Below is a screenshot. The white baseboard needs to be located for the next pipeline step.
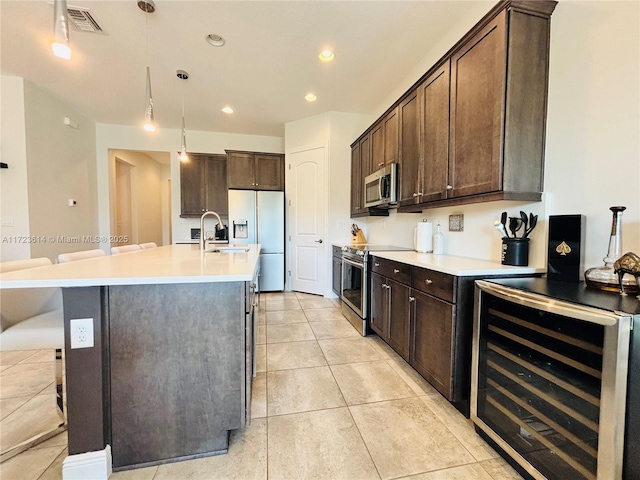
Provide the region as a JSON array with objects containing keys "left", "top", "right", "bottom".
[{"left": 62, "top": 445, "right": 112, "bottom": 480}]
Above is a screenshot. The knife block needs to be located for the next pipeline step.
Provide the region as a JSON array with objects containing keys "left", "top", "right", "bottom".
[{"left": 351, "top": 230, "right": 366, "bottom": 245}]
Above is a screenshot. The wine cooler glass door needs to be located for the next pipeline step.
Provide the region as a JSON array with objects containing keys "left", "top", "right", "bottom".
[{"left": 471, "top": 281, "right": 631, "bottom": 480}]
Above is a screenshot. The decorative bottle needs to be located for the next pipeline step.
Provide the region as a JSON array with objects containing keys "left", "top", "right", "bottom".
[
  {"left": 584, "top": 206, "right": 635, "bottom": 291},
  {"left": 433, "top": 223, "right": 444, "bottom": 255}
]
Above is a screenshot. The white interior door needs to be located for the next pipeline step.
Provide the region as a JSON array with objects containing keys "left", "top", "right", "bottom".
[{"left": 288, "top": 146, "right": 325, "bottom": 295}]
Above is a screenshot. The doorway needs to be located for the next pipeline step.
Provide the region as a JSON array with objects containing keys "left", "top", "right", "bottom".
[
  {"left": 115, "top": 160, "right": 133, "bottom": 246},
  {"left": 110, "top": 150, "right": 170, "bottom": 248}
]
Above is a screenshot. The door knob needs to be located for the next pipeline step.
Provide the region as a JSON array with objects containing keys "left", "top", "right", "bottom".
[
  {"left": 446, "top": 185, "right": 453, "bottom": 190},
  {"left": 315, "top": 239, "right": 323, "bottom": 243}
]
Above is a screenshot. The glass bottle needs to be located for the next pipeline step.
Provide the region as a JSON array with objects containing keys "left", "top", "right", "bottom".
[
  {"left": 585, "top": 206, "right": 635, "bottom": 291},
  {"left": 433, "top": 223, "right": 444, "bottom": 255}
]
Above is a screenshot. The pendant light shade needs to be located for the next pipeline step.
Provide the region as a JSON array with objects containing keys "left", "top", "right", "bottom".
[
  {"left": 144, "top": 66, "right": 155, "bottom": 132},
  {"left": 180, "top": 115, "right": 188, "bottom": 162},
  {"left": 51, "top": 0, "right": 71, "bottom": 59},
  {"left": 177, "top": 69, "right": 189, "bottom": 162}
]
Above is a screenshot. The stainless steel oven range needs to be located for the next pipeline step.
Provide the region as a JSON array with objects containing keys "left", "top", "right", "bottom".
[{"left": 340, "top": 244, "right": 412, "bottom": 336}]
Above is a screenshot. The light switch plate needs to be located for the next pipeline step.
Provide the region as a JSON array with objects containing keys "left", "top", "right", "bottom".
[
  {"left": 70, "top": 318, "right": 94, "bottom": 349},
  {"left": 449, "top": 214, "right": 464, "bottom": 232}
]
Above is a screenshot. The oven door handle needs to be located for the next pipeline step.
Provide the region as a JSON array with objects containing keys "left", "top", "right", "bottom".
[{"left": 342, "top": 257, "right": 364, "bottom": 268}]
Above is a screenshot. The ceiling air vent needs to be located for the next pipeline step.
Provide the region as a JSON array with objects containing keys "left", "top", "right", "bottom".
[{"left": 67, "top": 7, "right": 105, "bottom": 34}]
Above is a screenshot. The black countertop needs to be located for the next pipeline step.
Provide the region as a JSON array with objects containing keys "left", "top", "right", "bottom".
[{"left": 483, "top": 278, "right": 640, "bottom": 315}]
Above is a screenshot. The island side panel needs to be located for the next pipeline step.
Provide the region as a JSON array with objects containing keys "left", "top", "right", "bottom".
[
  {"left": 63, "top": 286, "right": 109, "bottom": 455},
  {"left": 108, "top": 282, "right": 245, "bottom": 469}
]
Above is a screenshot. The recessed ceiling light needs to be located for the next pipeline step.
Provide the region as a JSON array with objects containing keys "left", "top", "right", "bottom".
[
  {"left": 319, "top": 49, "right": 335, "bottom": 62},
  {"left": 206, "top": 34, "right": 225, "bottom": 47},
  {"left": 222, "top": 106, "right": 234, "bottom": 114},
  {"left": 305, "top": 93, "right": 317, "bottom": 102}
]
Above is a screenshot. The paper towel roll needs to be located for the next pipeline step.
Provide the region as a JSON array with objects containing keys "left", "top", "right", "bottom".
[{"left": 414, "top": 221, "right": 433, "bottom": 253}]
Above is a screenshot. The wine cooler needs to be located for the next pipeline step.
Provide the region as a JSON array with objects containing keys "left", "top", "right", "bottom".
[{"left": 472, "top": 279, "right": 638, "bottom": 480}]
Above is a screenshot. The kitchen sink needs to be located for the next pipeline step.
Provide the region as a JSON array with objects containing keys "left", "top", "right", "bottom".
[{"left": 206, "top": 246, "right": 250, "bottom": 253}]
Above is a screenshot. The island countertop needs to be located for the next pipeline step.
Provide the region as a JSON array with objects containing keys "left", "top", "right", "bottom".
[{"left": 0, "top": 244, "right": 261, "bottom": 288}]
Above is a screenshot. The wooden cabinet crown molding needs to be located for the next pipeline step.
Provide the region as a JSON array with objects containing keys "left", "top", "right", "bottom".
[{"left": 350, "top": 0, "right": 557, "bottom": 146}]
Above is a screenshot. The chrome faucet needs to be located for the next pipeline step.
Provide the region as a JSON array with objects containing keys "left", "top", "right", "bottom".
[{"left": 200, "top": 211, "right": 223, "bottom": 250}]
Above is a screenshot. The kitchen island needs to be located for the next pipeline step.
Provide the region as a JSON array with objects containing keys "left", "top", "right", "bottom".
[{"left": 0, "top": 244, "right": 261, "bottom": 474}]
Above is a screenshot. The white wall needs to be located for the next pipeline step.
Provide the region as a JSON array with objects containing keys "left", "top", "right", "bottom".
[
  {"left": 21, "top": 80, "right": 98, "bottom": 261},
  {"left": 364, "top": 0, "right": 640, "bottom": 271},
  {"left": 96, "top": 125, "right": 283, "bottom": 249},
  {"left": 1, "top": 76, "right": 100, "bottom": 262},
  {"left": 0, "top": 76, "right": 31, "bottom": 261},
  {"left": 109, "top": 150, "right": 167, "bottom": 246}
]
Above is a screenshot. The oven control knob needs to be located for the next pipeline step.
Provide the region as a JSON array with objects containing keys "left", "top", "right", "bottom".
[
  {"left": 357, "top": 250, "right": 364, "bottom": 257},
  {"left": 341, "top": 246, "right": 348, "bottom": 252}
]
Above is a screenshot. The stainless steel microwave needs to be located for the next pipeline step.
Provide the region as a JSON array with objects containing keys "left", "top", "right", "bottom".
[{"left": 364, "top": 163, "right": 398, "bottom": 208}]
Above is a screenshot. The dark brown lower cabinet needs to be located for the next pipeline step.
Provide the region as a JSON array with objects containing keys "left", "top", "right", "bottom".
[
  {"left": 387, "top": 278, "right": 410, "bottom": 360},
  {"left": 370, "top": 272, "right": 410, "bottom": 360},
  {"left": 370, "top": 272, "right": 388, "bottom": 339},
  {"left": 409, "top": 289, "right": 454, "bottom": 399},
  {"left": 369, "top": 255, "right": 537, "bottom": 416}
]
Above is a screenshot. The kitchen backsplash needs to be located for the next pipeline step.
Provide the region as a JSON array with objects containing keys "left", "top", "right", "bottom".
[{"left": 362, "top": 196, "right": 549, "bottom": 268}]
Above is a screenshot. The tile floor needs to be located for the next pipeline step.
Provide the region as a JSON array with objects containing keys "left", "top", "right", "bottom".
[{"left": 0, "top": 291, "right": 524, "bottom": 480}]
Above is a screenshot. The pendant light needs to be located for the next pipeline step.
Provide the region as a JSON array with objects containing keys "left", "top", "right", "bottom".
[
  {"left": 139, "top": 0, "right": 156, "bottom": 132},
  {"left": 177, "top": 70, "right": 189, "bottom": 162},
  {"left": 51, "top": 0, "right": 71, "bottom": 59}
]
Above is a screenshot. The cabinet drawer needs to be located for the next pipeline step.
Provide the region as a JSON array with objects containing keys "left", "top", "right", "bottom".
[
  {"left": 371, "top": 257, "right": 411, "bottom": 285},
  {"left": 411, "top": 267, "right": 455, "bottom": 303}
]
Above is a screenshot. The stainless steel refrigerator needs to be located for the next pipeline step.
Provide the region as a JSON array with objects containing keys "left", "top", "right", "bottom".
[{"left": 228, "top": 190, "right": 285, "bottom": 292}]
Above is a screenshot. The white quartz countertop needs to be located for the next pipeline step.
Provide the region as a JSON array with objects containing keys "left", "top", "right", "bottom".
[
  {"left": 0, "top": 244, "right": 261, "bottom": 288},
  {"left": 370, "top": 250, "right": 545, "bottom": 277}
]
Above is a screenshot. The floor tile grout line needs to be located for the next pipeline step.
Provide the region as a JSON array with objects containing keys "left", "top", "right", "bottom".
[
  {"left": 343, "top": 403, "right": 383, "bottom": 480},
  {"left": 34, "top": 445, "right": 67, "bottom": 480}
]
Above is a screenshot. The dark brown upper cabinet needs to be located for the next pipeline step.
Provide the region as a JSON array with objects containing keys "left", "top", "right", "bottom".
[
  {"left": 398, "top": 89, "right": 420, "bottom": 206},
  {"left": 226, "top": 151, "right": 284, "bottom": 191},
  {"left": 180, "top": 154, "right": 228, "bottom": 218},
  {"left": 350, "top": 142, "right": 366, "bottom": 217},
  {"left": 352, "top": 0, "right": 556, "bottom": 214},
  {"left": 448, "top": 11, "right": 507, "bottom": 199},
  {"left": 418, "top": 61, "right": 451, "bottom": 204},
  {"left": 371, "top": 107, "right": 399, "bottom": 173}
]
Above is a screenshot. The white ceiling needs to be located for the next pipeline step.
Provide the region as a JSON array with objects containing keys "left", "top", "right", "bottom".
[{"left": 1, "top": 1, "right": 492, "bottom": 137}]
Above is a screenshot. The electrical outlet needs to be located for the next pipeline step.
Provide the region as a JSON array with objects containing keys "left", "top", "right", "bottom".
[{"left": 70, "top": 318, "right": 94, "bottom": 349}]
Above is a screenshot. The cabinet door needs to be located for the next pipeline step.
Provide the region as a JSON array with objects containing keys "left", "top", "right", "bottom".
[
  {"left": 386, "top": 278, "right": 410, "bottom": 361},
  {"left": 180, "top": 154, "right": 205, "bottom": 216},
  {"left": 371, "top": 123, "right": 385, "bottom": 172},
  {"left": 419, "top": 62, "right": 450, "bottom": 203},
  {"left": 350, "top": 144, "right": 363, "bottom": 217},
  {"left": 204, "top": 154, "right": 228, "bottom": 216},
  {"left": 383, "top": 107, "right": 399, "bottom": 166},
  {"left": 398, "top": 90, "right": 420, "bottom": 206},
  {"left": 369, "top": 272, "right": 388, "bottom": 338},
  {"left": 255, "top": 154, "right": 284, "bottom": 191},
  {"left": 332, "top": 256, "right": 342, "bottom": 296},
  {"left": 360, "top": 135, "right": 372, "bottom": 181},
  {"left": 410, "top": 289, "right": 454, "bottom": 399},
  {"left": 449, "top": 10, "right": 506, "bottom": 198},
  {"left": 227, "top": 152, "right": 255, "bottom": 189}
]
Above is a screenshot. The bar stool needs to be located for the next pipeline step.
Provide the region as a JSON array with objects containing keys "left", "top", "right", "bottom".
[
  {"left": 111, "top": 244, "right": 142, "bottom": 254},
  {"left": 57, "top": 249, "right": 106, "bottom": 263},
  {"left": 0, "top": 258, "right": 66, "bottom": 463},
  {"left": 139, "top": 242, "right": 158, "bottom": 249}
]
